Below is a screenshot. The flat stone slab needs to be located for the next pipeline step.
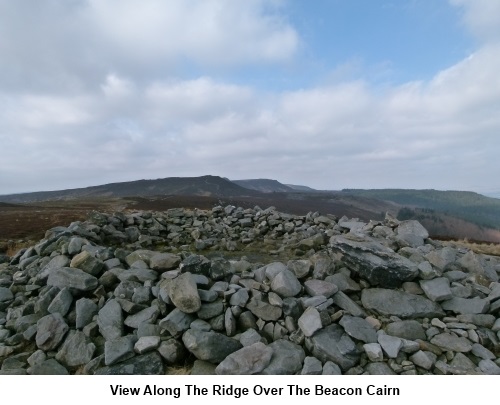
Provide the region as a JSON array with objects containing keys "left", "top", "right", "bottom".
[
  {"left": 441, "top": 297, "right": 490, "bottom": 314},
  {"left": 430, "top": 333, "right": 473, "bottom": 352},
  {"left": 215, "top": 342, "right": 273, "bottom": 375},
  {"left": 339, "top": 315, "right": 378, "bottom": 343},
  {"left": 361, "top": 288, "right": 445, "bottom": 319}
]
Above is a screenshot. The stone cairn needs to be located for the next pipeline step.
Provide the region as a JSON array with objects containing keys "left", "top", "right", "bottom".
[{"left": 0, "top": 205, "right": 499, "bottom": 375}]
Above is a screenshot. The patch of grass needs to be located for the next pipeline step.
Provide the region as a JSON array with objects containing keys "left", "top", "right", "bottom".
[{"left": 444, "top": 239, "right": 500, "bottom": 257}]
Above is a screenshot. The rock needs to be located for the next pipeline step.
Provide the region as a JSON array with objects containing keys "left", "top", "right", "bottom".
[
  {"left": 134, "top": 336, "right": 161, "bottom": 354},
  {"left": 396, "top": 220, "right": 429, "bottom": 247},
  {"left": 0, "top": 287, "right": 13, "bottom": 302},
  {"left": 104, "top": 335, "right": 137, "bottom": 366},
  {"left": 304, "top": 279, "right": 338, "bottom": 297},
  {"left": 363, "top": 343, "right": 383, "bottom": 362},
  {"left": 182, "top": 329, "right": 242, "bottom": 363},
  {"left": 331, "top": 291, "right": 366, "bottom": 317},
  {"left": 361, "top": 288, "right": 445, "bottom": 318},
  {"left": 70, "top": 251, "right": 104, "bottom": 276},
  {"left": 322, "top": 361, "right": 342, "bottom": 375},
  {"left": 260, "top": 339, "right": 305, "bottom": 375},
  {"left": 298, "top": 306, "right": 322, "bottom": 337},
  {"left": 365, "top": 362, "right": 396, "bottom": 375},
  {"left": 378, "top": 334, "right": 403, "bottom": 358},
  {"left": 150, "top": 253, "right": 181, "bottom": 271},
  {"left": 36, "top": 313, "right": 69, "bottom": 351},
  {"left": 441, "top": 297, "right": 490, "bottom": 314},
  {"left": 300, "top": 356, "right": 323, "bottom": 375},
  {"left": 124, "top": 306, "right": 159, "bottom": 329},
  {"left": 47, "top": 287, "right": 73, "bottom": 316},
  {"left": 339, "top": 315, "right": 378, "bottom": 343},
  {"left": 29, "top": 359, "right": 69, "bottom": 375},
  {"left": 157, "top": 339, "right": 186, "bottom": 364},
  {"left": 419, "top": 277, "right": 453, "bottom": 302},
  {"left": 159, "top": 308, "right": 195, "bottom": 338},
  {"left": 56, "top": 330, "right": 96, "bottom": 367},
  {"left": 386, "top": 320, "right": 427, "bottom": 341},
  {"left": 166, "top": 272, "right": 201, "bottom": 313},
  {"left": 97, "top": 299, "right": 123, "bottom": 341},
  {"left": 95, "top": 352, "right": 164, "bottom": 375},
  {"left": 215, "top": 342, "right": 273, "bottom": 375},
  {"left": 430, "top": 333, "right": 473, "bottom": 352},
  {"left": 410, "top": 350, "right": 436, "bottom": 370},
  {"left": 246, "top": 298, "right": 282, "bottom": 321},
  {"left": 270, "top": 269, "right": 301, "bottom": 297},
  {"left": 47, "top": 267, "right": 98, "bottom": 292},
  {"left": 305, "top": 324, "right": 359, "bottom": 371},
  {"left": 330, "top": 236, "right": 418, "bottom": 287}
]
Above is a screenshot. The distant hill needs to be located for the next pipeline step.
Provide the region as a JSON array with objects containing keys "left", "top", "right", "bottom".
[
  {"left": 232, "top": 179, "right": 295, "bottom": 193},
  {"left": 0, "top": 175, "right": 259, "bottom": 203},
  {"left": 285, "top": 184, "right": 316, "bottom": 192},
  {"left": 342, "top": 189, "right": 500, "bottom": 231}
]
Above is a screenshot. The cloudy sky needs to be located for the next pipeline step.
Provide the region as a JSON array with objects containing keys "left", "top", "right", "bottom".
[{"left": 1, "top": 0, "right": 500, "bottom": 195}]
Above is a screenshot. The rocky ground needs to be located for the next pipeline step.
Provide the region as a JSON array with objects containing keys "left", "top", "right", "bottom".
[{"left": 0, "top": 205, "right": 499, "bottom": 375}]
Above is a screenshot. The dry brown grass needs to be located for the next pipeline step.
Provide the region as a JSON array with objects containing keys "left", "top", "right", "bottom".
[
  {"left": 444, "top": 239, "right": 500, "bottom": 257},
  {"left": 165, "top": 366, "right": 192, "bottom": 375}
]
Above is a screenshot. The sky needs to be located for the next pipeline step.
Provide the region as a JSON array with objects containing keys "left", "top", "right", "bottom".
[{"left": 1, "top": 0, "right": 500, "bottom": 195}]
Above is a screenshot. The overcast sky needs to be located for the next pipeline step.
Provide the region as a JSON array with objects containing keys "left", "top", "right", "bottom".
[{"left": 1, "top": 0, "right": 500, "bottom": 195}]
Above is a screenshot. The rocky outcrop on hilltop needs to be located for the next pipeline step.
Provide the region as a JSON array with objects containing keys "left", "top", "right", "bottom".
[{"left": 0, "top": 206, "right": 499, "bottom": 375}]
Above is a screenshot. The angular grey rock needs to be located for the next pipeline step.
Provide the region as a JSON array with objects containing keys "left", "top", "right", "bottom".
[
  {"left": 260, "top": 339, "right": 305, "bottom": 375},
  {"left": 478, "top": 359, "right": 500, "bottom": 375},
  {"left": 430, "top": 333, "right": 473, "bottom": 352},
  {"left": 47, "top": 267, "right": 98, "bottom": 292},
  {"left": 378, "top": 334, "right": 403, "bottom": 358},
  {"left": 246, "top": 298, "right": 282, "bottom": 321},
  {"left": 270, "top": 269, "right": 301, "bottom": 297},
  {"left": 264, "top": 262, "right": 288, "bottom": 280},
  {"left": 56, "top": 330, "right": 96, "bottom": 367},
  {"left": 150, "top": 253, "right": 181, "bottom": 271},
  {"left": 287, "top": 260, "right": 312, "bottom": 279},
  {"left": 36, "top": 313, "right": 69, "bottom": 351},
  {"left": 104, "top": 335, "right": 137, "bottom": 366},
  {"left": 305, "top": 324, "right": 360, "bottom": 371},
  {"left": 48, "top": 287, "right": 73, "bottom": 316},
  {"left": 125, "top": 250, "right": 156, "bottom": 267},
  {"left": 304, "top": 279, "right": 338, "bottom": 298},
  {"left": 331, "top": 291, "right": 366, "bottom": 317},
  {"left": 441, "top": 297, "right": 490, "bottom": 314},
  {"left": 159, "top": 308, "right": 195, "bottom": 338},
  {"left": 298, "top": 306, "right": 322, "bottom": 337},
  {"left": 29, "top": 359, "right": 69, "bottom": 375},
  {"left": 96, "top": 351, "right": 164, "bottom": 375},
  {"left": 300, "top": 356, "right": 323, "bottom": 375},
  {"left": 322, "top": 361, "right": 342, "bottom": 375},
  {"left": 197, "top": 301, "right": 224, "bottom": 320},
  {"left": 190, "top": 360, "right": 217, "bottom": 375},
  {"left": 325, "top": 273, "right": 360, "bottom": 293},
  {"left": 425, "top": 247, "right": 457, "bottom": 271},
  {"left": 365, "top": 362, "right": 396, "bottom": 375},
  {"left": 419, "top": 277, "right": 453, "bottom": 302},
  {"left": 134, "top": 336, "right": 161, "bottom": 354},
  {"left": 386, "top": 320, "right": 426, "bottom": 341},
  {"left": 239, "top": 329, "right": 264, "bottom": 346},
  {"left": 215, "top": 342, "right": 273, "bottom": 375},
  {"left": 166, "top": 272, "right": 201, "bottom": 313},
  {"left": 0, "top": 287, "right": 13, "bottom": 302},
  {"left": 229, "top": 288, "right": 249, "bottom": 307},
  {"left": 339, "top": 315, "right": 378, "bottom": 343},
  {"left": 124, "top": 306, "right": 159, "bottom": 329},
  {"left": 396, "top": 220, "right": 429, "bottom": 247},
  {"left": 70, "top": 250, "right": 103, "bottom": 277},
  {"left": 410, "top": 350, "right": 436, "bottom": 370},
  {"left": 182, "top": 329, "right": 242, "bottom": 364},
  {"left": 330, "top": 235, "right": 418, "bottom": 288},
  {"left": 361, "top": 288, "right": 445, "bottom": 319},
  {"left": 157, "top": 339, "right": 186, "bottom": 364},
  {"left": 363, "top": 343, "right": 383, "bottom": 362},
  {"left": 97, "top": 299, "right": 123, "bottom": 341},
  {"left": 471, "top": 343, "right": 495, "bottom": 360},
  {"left": 224, "top": 308, "right": 237, "bottom": 336}
]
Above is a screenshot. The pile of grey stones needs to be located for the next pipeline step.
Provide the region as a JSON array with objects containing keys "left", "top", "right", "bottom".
[{"left": 0, "top": 205, "right": 499, "bottom": 375}]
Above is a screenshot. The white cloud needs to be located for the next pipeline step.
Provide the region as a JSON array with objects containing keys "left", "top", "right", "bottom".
[
  {"left": 450, "top": 0, "right": 500, "bottom": 42},
  {"left": 1, "top": 1, "right": 500, "bottom": 194}
]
